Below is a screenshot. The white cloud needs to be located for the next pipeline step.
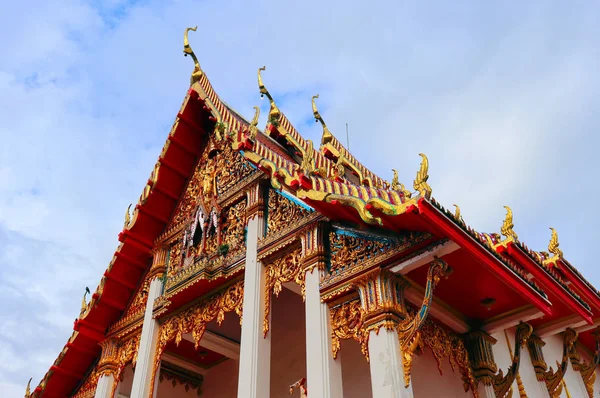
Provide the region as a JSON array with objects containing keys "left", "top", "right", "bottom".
[{"left": 2, "top": 0, "right": 600, "bottom": 395}]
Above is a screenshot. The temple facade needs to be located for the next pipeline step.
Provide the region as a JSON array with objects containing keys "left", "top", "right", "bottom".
[{"left": 27, "top": 28, "right": 600, "bottom": 398}]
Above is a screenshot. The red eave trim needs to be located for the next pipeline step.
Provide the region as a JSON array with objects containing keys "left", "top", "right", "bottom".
[
  {"left": 558, "top": 259, "right": 600, "bottom": 312},
  {"left": 504, "top": 244, "right": 593, "bottom": 324},
  {"left": 418, "top": 199, "right": 553, "bottom": 316}
]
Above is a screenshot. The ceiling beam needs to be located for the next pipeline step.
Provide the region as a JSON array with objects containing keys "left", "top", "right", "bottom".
[
  {"left": 535, "top": 314, "right": 588, "bottom": 338},
  {"left": 389, "top": 240, "right": 460, "bottom": 275},
  {"left": 575, "top": 317, "right": 600, "bottom": 334},
  {"left": 161, "top": 352, "right": 208, "bottom": 376},
  {"left": 404, "top": 280, "right": 470, "bottom": 334},
  {"left": 482, "top": 305, "right": 544, "bottom": 334},
  {"left": 183, "top": 331, "right": 240, "bottom": 361}
]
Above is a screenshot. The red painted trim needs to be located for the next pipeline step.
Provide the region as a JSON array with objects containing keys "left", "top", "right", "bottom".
[
  {"left": 104, "top": 271, "right": 137, "bottom": 291},
  {"left": 66, "top": 342, "right": 97, "bottom": 357},
  {"left": 135, "top": 203, "right": 170, "bottom": 225},
  {"left": 153, "top": 183, "right": 183, "bottom": 202},
  {"left": 50, "top": 366, "right": 84, "bottom": 380},
  {"left": 418, "top": 200, "right": 553, "bottom": 316},
  {"left": 99, "top": 296, "right": 127, "bottom": 312},
  {"left": 118, "top": 230, "right": 154, "bottom": 251},
  {"left": 177, "top": 111, "right": 205, "bottom": 135},
  {"left": 114, "top": 251, "right": 148, "bottom": 270},
  {"left": 505, "top": 245, "right": 592, "bottom": 323},
  {"left": 159, "top": 156, "right": 190, "bottom": 178},
  {"left": 73, "top": 320, "right": 105, "bottom": 341},
  {"left": 558, "top": 260, "right": 600, "bottom": 312},
  {"left": 168, "top": 129, "right": 202, "bottom": 157}
]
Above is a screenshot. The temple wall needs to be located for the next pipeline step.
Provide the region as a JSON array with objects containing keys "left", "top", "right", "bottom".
[
  {"left": 411, "top": 347, "right": 470, "bottom": 397},
  {"left": 490, "top": 328, "right": 521, "bottom": 394},
  {"left": 542, "top": 333, "right": 586, "bottom": 397},
  {"left": 340, "top": 339, "right": 372, "bottom": 398},
  {"left": 197, "top": 358, "right": 239, "bottom": 397},
  {"left": 115, "top": 364, "right": 134, "bottom": 397},
  {"left": 270, "top": 287, "right": 307, "bottom": 398}
]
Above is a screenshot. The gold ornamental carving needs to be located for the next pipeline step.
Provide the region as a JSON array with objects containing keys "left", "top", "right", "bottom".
[
  {"left": 263, "top": 247, "right": 304, "bottom": 337},
  {"left": 159, "top": 362, "right": 204, "bottom": 396},
  {"left": 527, "top": 329, "right": 577, "bottom": 398},
  {"left": 330, "top": 299, "right": 370, "bottom": 361},
  {"left": 184, "top": 26, "right": 202, "bottom": 85},
  {"left": 267, "top": 189, "right": 311, "bottom": 238},
  {"left": 328, "top": 231, "right": 395, "bottom": 273},
  {"left": 149, "top": 280, "right": 244, "bottom": 397},
  {"left": 567, "top": 327, "right": 600, "bottom": 398},
  {"left": 413, "top": 153, "right": 432, "bottom": 199},
  {"left": 396, "top": 258, "right": 451, "bottom": 387},
  {"left": 418, "top": 319, "right": 478, "bottom": 396},
  {"left": 466, "top": 323, "right": 532, "bottom": 398}
]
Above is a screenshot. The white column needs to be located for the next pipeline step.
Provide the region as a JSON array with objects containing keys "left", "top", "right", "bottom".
[
  {"left": 367, "top": 328, "right": 414, "bottom": 398},
  {"left": 305, "top": 269, "right": 343, "bottom": 398},
  {"left": 130, "top": 276, "right": 164, "bottom": 398},
  {"left": 476, "top": 383, "right": 495, "bottom": 398},
  {"left": 237, "top": 214, "right": 271, "bottom": 398},
  {"left": 94, "top": 374, "right": 116, "bottom": 398}
]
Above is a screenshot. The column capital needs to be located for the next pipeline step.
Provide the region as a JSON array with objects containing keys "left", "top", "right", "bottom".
[
  {"left": 464, "top": 330, "right": 498, "bottom": 387},
  {"left": 148, "top": 246, "right": 168, "bottom": 281},
  {"left": 354, "top": 268, "right": 408, "bottom": 332},
  {"left": 245, "top": 180, "right": 268, "bottom": 223},
  {"left": 97, "top": 338, "right": 119, "bottom": 377},
  {"left": 299, "top": 221, "right": 328, "bottom": 274}
]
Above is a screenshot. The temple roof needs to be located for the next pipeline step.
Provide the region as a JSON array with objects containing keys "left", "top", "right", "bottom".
[{"left": 31, "top": 29, "right": 600, "bottom": 397}]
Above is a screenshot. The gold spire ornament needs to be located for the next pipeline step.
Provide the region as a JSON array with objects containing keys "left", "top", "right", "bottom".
[
  {"left": 413, "top": 153, "right": 432, "bottom": 199},
  {"left": 258, "top": 66, "right": 281, "bottom": 123},
  {"left": 500, "top": 206, "right": 518, "bottom": 241},
  {"left": 80, "top": 286, "right": 91, "bottom": 316},
  {"left": 124, "top": 203, "right": 132, "bottom": 229},
  {"left": 453, "top": 204, "right": 462, "bottom": 222},
  {"left": 546, "top": 227, "right": 563, "bottom": 262},
  {"left": 391, "top": 169, "right": 400, "bottom": 190},
  {"left": 248, "top": 106, "right": 260, "bottom": 140},
  {"left": 184, "top": 26, "right": 202, "bottom": 85},
  {"left": 25, "top": 378, "right": 32, "bottom": 398},
  {"left": 312, "top": 94, "right": 333, "bottom": 146}
]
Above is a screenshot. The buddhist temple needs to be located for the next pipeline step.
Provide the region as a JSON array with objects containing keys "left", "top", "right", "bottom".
[{"left": 26, "top": 27, "right": 600, "bottom": 398}]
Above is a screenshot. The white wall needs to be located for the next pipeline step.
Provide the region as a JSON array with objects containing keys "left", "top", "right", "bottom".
[
  {"left": 411, "top": 344, "right": 471, "bottom": 397},
  {"left": 340, "top": 339, "right": 372, "bottom": 398}
]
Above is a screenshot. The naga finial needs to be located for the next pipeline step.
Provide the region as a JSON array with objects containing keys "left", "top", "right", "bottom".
[
  {"left": 258, "top": 66, "right": 280, "bottom": 122},
  {"left": 312, "top": 94, "right": 334, "bottom": 147},
  {"left": 500, "top": 206, "right": 518, "bottom": 240},
  {"left": 391, "top": 169, "right": 400, "bottom": 190},
  {"left": 413, "top": 153, "right": 432, "bottom": 199},
  {"left": 300, "top": 140, "right": 316, "bottom": 175},
  {"left": 453, "top": 204, "right": 461, "bottom": 221},
  {"left": 248, "top": 106, "right": 260, "bottom": 140},
  {"left": 183, "top": 26, "right": 202, "bottom": 85},
  {"left": 548, "top": 227, "right": 563, "bottom": 260},
  {"left": 25, "top": 378, "right": 32, "bottom": 398},
  {"left": 124, "top": 203, "right": 132, "bottom": 229},
  {"left": 80, "top": 286, "right": 91, "bottom": 316}
]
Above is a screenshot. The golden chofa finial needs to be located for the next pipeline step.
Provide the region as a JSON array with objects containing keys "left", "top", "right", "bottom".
[
  {"left": 547, "top": 227, "right": 563, "bottom": 260},
  {"left": 25, "top": 378, "right": 32, "bottom": 398},
  {"left": 184, "top": 26, "right": 202, "bottom": 85},
  {"left": 248, "top": 106, "right": 260, "bottom": 140},
  {"left": 257, "top": 66, "right": 281, "bottom": 121},
  {"left": 453, "top": 204, "right": 462, "bottom": 221},
  {"left": 311, "top": 95, "right": 334, "bottom": 146},
  {"left": 391, "top": 169, "right": 412, "bottom": 198},
  {"left": 124, "top": 203, "right": 132, "bottom": 229},
  {"left": 500, "top": 206, "right": 518, "bottom": 240},
  {"left": 413, "top": 153, "right": 432, "bottom": 199}
]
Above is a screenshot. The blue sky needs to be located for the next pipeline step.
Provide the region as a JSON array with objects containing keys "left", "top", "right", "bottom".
[{"left": 2, "top": 1, "right": 600, "bottom": 396}]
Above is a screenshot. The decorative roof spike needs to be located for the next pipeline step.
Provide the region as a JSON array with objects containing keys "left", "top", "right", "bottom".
[
  {"left": 391, "top": 169, "right": 400, "bottom": 190},
  {"left": 80, "top": 286, "right": 90, "bottom": 316},
  {"left": 548, "top": 227, "right": 563, "bottom": 260},
  {"left": 124, "top": 203, "right": 132, "bottom": 229},
  {"left": 25, "top": 378, "right": 32, "bottom": 398},
  {"left": 500, "top": 206, "right": 518, "bottom": 240},
  {"left": 183, "top": 26, "right": 202, "bottom": 85},
  {"left": 300, "top": 139, "right": 316, "bottom": 175},
  {"left": 248, "top": 106, "right": 260, "bottom": 140},
  {"left": 453, "top": 204, "right": 462, "bottom": 221},
  {"left": 311, "top": 94, "right": 334, "bottom": 146},
  {"left": 413, "top": 153, "right": 432, "bottom": 199},
  {"left": 257, "top": 66, "right": 281, "bottom": 120},
  {"left": 399, "top": 183, "right": 412, "bottom": 199}
]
